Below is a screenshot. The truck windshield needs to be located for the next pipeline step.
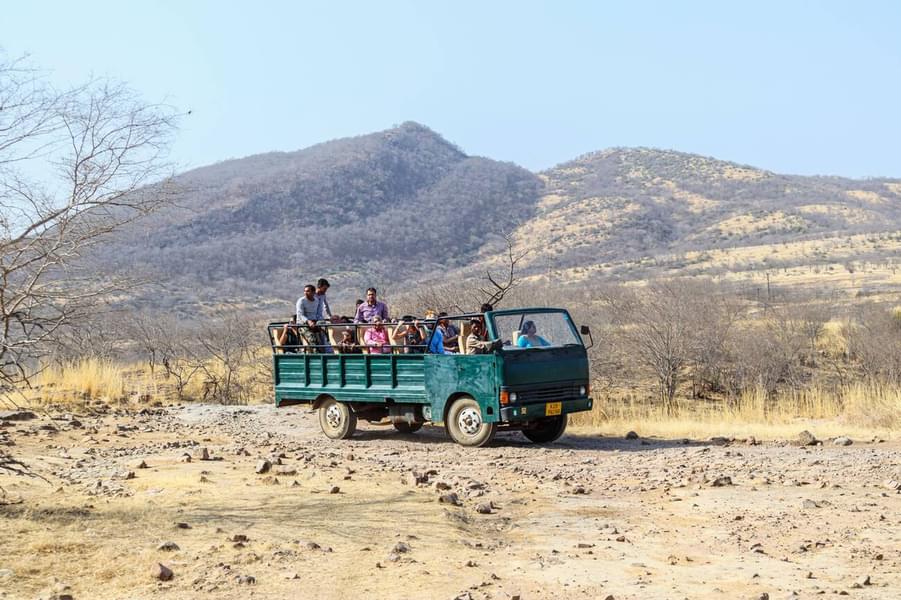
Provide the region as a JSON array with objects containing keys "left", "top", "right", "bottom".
[{"left": 492, "top": 311, "right": 582, "bottom": 350}]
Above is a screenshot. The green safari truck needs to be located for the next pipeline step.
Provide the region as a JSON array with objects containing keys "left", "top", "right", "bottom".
[{"left": 269, "top": 307, "right": 593, "bottom": 447}]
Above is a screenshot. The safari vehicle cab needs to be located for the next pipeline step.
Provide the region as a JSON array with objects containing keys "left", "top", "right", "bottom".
[{"left": 269, "top": 308, "right": 593, "bottom": 447}]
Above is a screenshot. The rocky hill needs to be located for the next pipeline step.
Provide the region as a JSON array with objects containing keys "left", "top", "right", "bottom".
[{"left": 99, "top": 124, "right": 901, "bottom": 313}]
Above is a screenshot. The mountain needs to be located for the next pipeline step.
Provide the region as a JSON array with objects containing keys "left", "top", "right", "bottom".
[
  {"left": 99, "top": 125, "right": 901, "bottom": 314},
  {"left": 492, "top": 148, "right": 901, "bottom": 295},
  {"left": 101, "top": 122, "right": 543, "bottom": 313}
]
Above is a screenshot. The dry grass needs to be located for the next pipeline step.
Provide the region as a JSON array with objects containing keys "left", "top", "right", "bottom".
[
  {"left": 23, "top": 354, "right": 271, "bottom": 408},
  {"left": 571, "top": 382, "right": 901, "bottom": 440}
]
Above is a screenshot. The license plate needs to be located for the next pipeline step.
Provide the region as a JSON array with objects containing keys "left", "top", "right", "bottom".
[{"left": 546, "top": 402, "right": 562, "bottom": 416}]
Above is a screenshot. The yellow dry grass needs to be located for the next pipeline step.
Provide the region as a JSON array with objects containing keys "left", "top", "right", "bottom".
[
  {"left": 571, "top": 382, "right": 901, "bottom": 440},
  {"left": 24, "top": 355, "right": 271, "bottom": 408}
]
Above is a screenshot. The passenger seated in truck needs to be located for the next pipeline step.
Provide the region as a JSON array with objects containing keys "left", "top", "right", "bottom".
[
  {"left": 335, "top": 329, "right": 360, "bottom": 353},
  {"left": 516, "top": 320, "right": 550, "bottom": 348},
  {"left": 465, "top": 320, "right": 503, "bottom": 354},
  {"left": 437, "top": 312, "right": 459, "bottom": 353},
  {"left": 277, "top": 315, "right": 301, "bottom": 353},
  {"left": 392, "top": 317, "right": 424, "bottom": 354},
  {"left": 363, "top": 316, "right": 391, "bottom": 353}
]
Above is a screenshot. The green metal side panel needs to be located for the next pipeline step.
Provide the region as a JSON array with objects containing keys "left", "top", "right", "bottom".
[
  {"left": 424, "top": 354, "right": 500, "bottom": 423},
  {"left": 274, "top": 354, "right": 429, "bottom": 406}
]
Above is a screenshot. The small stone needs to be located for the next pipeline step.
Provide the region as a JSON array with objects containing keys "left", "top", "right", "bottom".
[
  {"left": 179, "top": 453, "right": 192, "bottom": 463},
  {"left": 757, "top": 594, "right": 769, "bottom": 600},
  {"left": 624, "top": 431, "right": 639, "bottom": 440},
  {"left": 711, "top": 476, "right": 733, "bottom": 487},
  {"left": 230, "top": 534, "right": 249, "bottom": 543},
  {"left": 157, "top": 541, "right": 180, "bottom": 551},
  {"left": 150, "top": 562, "right": 173, "bottom": 581},
  {"left": 439, "top": 492, "right": 462, "bottom": 506},
  {"left": 435, "top": 481, "right": 452, "bottom": 491},
  {"left": 797, "top": 430, "right": 818, "bottom": 446},
  {"left": 0, "top": 410, "right": 36, "bottom": 421},
  {"left": 853, "top": 575, "right": 870, "bottom": 587},
  {"left": 882, "top": 479, "right": 901, "bottom": 491},
  {"left": 235, "top": 574, "right": 256, "bottom": 585},
  {"left": 464, "top": 559, "right": 478, "bottom": 567},
  {"left": 833, "top": 437, "right": 852, "bottom": 446},
  {"left": 392, "top": 542, "right": 411, "bottom": 554},
  {"left": 475, "top": 502, "right": 493, "bottom": 514},
  {"left": 329, "top": 485, "right": 340, "bottom": 494},
  {"left": 134, "top": 459, "right": 149, "bottom": 469},
  {"left": 196, "top": 447, "right": 210, "bottom": 461},
  {"left": 386, "top": 552, "right": 400, "bottom": 562},
  {"left": 275, "top": 467, "right": 297, "bottom": 476},
  {"left": 175, "top": 522, "right": 191, "bottom": 529},
  {"left": 255, "top": 459, "right": 271, "bottom": 474},
  {"left": 802, "top": 499, "right": 819, "bottom": 509}
]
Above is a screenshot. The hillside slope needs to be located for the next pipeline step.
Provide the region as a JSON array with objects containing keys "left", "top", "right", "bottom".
[
  {"left": 101, "top": 122, "right": 543, "bottom": 312},
  {"left": 98, "top": 128, "right": 901, "bottom": 313},
  {"left": 494, "top": 148, "right": 901, "bottom": 295}
]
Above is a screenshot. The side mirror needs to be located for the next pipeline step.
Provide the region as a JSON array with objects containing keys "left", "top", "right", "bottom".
[{"left": 579, "top": 324, "right": 594, "bottom": 350}]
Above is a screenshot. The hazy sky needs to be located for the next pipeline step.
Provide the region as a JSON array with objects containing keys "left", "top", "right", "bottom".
[{"left": 3, "top": 1, "right": 900, "bottom": 177}]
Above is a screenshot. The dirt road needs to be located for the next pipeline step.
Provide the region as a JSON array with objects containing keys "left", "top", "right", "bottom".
[{"left": 1, "top": 404, "right": 899, "bottom": 599}]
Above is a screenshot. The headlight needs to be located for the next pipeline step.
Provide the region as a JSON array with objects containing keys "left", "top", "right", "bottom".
[
  {"left": 579, "top": 385, "right": 586, "bottom": 396},
  {"left": 509, "top": 392, "right": 518, "bottom": 402}
]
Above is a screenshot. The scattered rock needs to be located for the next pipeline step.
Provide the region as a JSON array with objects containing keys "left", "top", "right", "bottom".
[
  {"left": 802, "top": 499, "right": 819, "bottom": 509},
  {"left": 392, "top": 541, "right": 411, "bottom": 554},
  {"left": 438, "top": 492, "right": 462, "bottom": 506},
  {"left": 329, "top": 485, "right": 340, "bottom": 494},
  {"left": 624, "top": 431, "right": 639, "bottom": 440},
  {"left": 179, "top": 453, "right": 192, "bottom": 463},
  {"left": 175, "top": 522, "right": 191, "bottom": 529},
  {"left": 709, "top": 436, "right": 730, "bottom": 445},
  {"left": 134, "top": 459, "right": 149, "bottom": 469},
  {"left": 235, "top": 574, "right": 256, "bottom": 585},
  {"left": 711, "top": 476, "right": 733, "bottom": 487},
  {"left": 157, "top": 541, "right": 180, "bottom": 551},
  {"left": 275, "top": 467, "right": 297, "bottom": 476},
  {"left": 0, "top": 410, "right": 36, "bottom": 421},
  {"left": 851, "top": 575, "right": 871, "bottom": 588},
  {"left": 255, "top": 459, "right": 271, "bottom": 474},
  {"left": 475, "top": 502, "right": 493, "bottom": 514},
  {"left": 150, "top": 562, "right": 173, "bottom": 581},
  {"left": 196, "top": 447, "right": 210, "bottom": 461},
  {"left": 833, "top": 436, "right": 853, "bottom": 446},
  {"left": 230, "top": 534, "right": 250, "bottom": 543},
  {"left": 882, "top": 479, "right": 901, "bottom": 491},
  {"left": 797, "top": 430, "right": 818, "bottom": 446}
]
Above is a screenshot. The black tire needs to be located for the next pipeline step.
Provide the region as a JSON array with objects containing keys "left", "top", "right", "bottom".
[
  {"left": 522, "top": 416, "right": 567, "bottom": 444},
  {"left": 393, "top": 422, "right": 423, "bottom": 434},
  {"left": 445, "top": 396, "right": 497, "bottom": 447},
  {"left": 318, "top": 398, "right": 357, "bottom": 440}
]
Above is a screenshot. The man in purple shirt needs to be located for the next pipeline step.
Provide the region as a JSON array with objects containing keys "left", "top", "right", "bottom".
[{"left": 354, "top": 287, "right": 389, "bottom": 323}]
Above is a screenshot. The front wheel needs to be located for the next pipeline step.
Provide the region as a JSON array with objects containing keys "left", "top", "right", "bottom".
[
  {"left": 318, "top": 398, "right": 357, "bottom": 440},
  {"left": 446, "top": 396, "right": 497, "bottom": 447},
  {"left": 393, "top": 421, "right": 423, "bottom": 434},
  {"left": 522, "top": 416, "right": 567, "bottom": 444}
]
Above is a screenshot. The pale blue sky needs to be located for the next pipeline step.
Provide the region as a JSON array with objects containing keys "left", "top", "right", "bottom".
[{"left": 3, "top": 1, "right": 900, "bottom": 177}]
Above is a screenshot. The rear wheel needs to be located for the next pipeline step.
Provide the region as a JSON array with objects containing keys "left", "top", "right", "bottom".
[
  {"left": 522, "top": 416, "right": 567, "bottom": 444},
  {"left": 446, "top": 396, "right": 497, "bottom": 447},
  {"left": 393, "top": 421, "right": 423, "bottom": 434},
  {"left": 318, "top": 398, "right": 357, "bottom": 440}
]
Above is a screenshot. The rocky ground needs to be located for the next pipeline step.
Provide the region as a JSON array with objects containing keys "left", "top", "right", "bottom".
[{"left": 0, "top": 404, "right": 899, "bottom": 600}]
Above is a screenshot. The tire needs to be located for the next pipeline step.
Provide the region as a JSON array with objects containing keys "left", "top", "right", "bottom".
[
  {"left": 445, "top": 396, "right": 497, "bottom": 447},
  {"left": 522, "top": 416, "right": 567, "bottom": 444},
  {"left": 393, "top": 422, "right": 423, "bottom": 434},
  {"left": 318, "top": 398, "right": 357, "bottom": 440}
]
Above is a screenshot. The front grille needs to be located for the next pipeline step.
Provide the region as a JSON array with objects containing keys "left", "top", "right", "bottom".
[{"left": 516, "top": 385, "right": 581, "bottom": 403}]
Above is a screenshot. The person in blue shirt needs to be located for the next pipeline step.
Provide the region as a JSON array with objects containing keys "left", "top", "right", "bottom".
[
  {"left": 427, "top": 322, "right": 446, "bottom": 354},
  {"left": 517, "top": 320, "right": 550, "bottom": 348}
]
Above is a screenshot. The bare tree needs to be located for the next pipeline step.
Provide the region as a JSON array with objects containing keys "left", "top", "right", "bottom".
[
  {"left": 0, "top": 55, "right": 178, "bottom": 473},
  {"left": 479, "top": 231, "right": 530, "bottom": 308},
  {"left": 0, "top": 55, "right": 179, "bottom": 407}
]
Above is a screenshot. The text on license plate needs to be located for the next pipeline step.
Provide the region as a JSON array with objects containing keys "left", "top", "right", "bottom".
[{"left": 546, "top": 402, "right": 562, "bottom": 416}]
